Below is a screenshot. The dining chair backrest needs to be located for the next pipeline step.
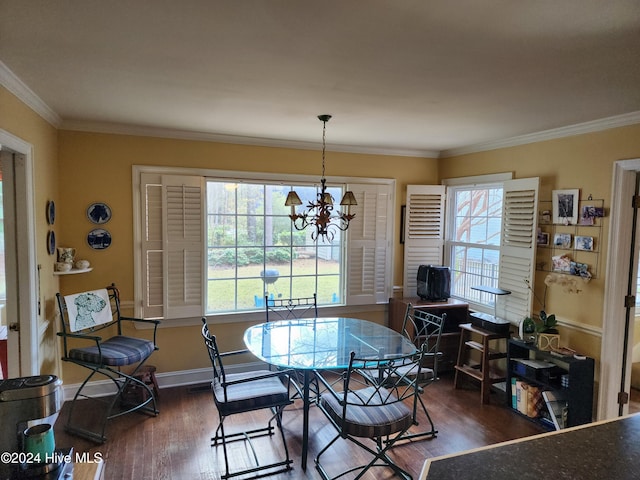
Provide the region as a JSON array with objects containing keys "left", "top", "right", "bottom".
[
  {"left": 265, "top": 294, "right": 318, "bottom": 321},
  {"left": 401, "top": 304, "right": 446, "bottom": 377},
  {"left": 343, "top": 349, "right": 424, "bottom": 414},
  {"left": 202, "top": 320, "right": 225, "bottom": 384}
]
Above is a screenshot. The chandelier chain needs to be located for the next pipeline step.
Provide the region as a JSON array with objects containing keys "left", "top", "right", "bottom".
[{"left": 321, "top": 118, "right": 327, "bottom": 180}]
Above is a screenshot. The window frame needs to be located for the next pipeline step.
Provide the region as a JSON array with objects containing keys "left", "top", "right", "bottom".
[
  {"left": 132, "top": 165, "right": 395, "bottom": 325},
  {"left": 444, "top": 182, "right": 504, "bottom": 310},
  {"left": 204, "top": 178, "right": 347, "bottom": 314}
]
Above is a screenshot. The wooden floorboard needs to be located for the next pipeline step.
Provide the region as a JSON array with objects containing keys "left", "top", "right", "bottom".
[{"left": 54, "top": 374, "right": 545, "bottom": 479}]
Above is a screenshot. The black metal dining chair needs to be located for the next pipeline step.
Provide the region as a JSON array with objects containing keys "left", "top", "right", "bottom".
[
  {"left": 265, "top": 294, "right": 319, "bottom": 401},
  {"left": 395, "top": 303, "right": 446, "bottom": 442},
  {"left": 314, "top": 348, "right": 424, "bottom": 480},
  {"left": 201, "top": 318, "right": 293, "bottom": 479}
]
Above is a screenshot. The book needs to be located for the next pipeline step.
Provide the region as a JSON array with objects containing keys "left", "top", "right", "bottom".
[
  {"left": 516, "top": 380, "right": 528, "bottom": 415},
  {"left": 542, "top": 390, "right": 567, "bottom": 430}
]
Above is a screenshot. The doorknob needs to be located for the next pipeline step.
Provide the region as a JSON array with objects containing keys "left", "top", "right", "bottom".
[{"left": 9, "top": 322, "right": 19, "bottom": 332}]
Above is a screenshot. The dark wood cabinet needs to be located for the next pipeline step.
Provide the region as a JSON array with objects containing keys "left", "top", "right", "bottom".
[{"left": 388, "top": 297, "right": 469, "bottom": 373}]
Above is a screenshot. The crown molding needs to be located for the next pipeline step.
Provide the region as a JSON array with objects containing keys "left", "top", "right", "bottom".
[
  {"left": 0, "top": 61, "right": 62, "bottom": 127},
  {"left": 3, "top": 56, "right": 638, "bottom": 159},
  {"left": 61, "top": 119, "right": 440, "bottom": 158},
  {"left": 440, "top": 111, "right": 640, "bottom": 158}
]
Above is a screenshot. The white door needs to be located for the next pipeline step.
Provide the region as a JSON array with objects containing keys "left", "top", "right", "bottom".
[
  {"left": 0, "top": 149, "right": 20, "bottom": 376},
  {"left": 0, "top": 131, "right": 39, "bottom": 378}
]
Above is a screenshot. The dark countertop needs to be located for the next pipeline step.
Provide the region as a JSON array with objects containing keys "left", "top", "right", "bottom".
[{"left": 420, "top": 413, "right": 640, "bottom": 480}]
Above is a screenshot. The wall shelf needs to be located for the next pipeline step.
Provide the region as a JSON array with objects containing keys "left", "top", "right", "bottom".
[
  {"left": 53, "top": 267, "right": 93, "bottom": 276},
  {"left": 536, "top": 199, "right": 603, "bottom": 279}
]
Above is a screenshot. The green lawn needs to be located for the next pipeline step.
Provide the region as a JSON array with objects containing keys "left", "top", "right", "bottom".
[{"left": 207, "top": 259, "right": 340, "bottom": 312}]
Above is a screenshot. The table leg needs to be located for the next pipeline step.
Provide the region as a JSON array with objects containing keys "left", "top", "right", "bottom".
[{"left": 301, "top": 370, "right": 311, "bottom": 471}]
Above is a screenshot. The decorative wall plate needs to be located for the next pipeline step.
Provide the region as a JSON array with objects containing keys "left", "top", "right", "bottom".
[
  {"left": 47, "top": 230, "right": 56, "bottom": 255},
  {"left": 87, "top": 228, "right": 112, "bottom": 250},
  {"left": 46, "top": 200, "right": 55, "bottom": 225},
  {"left": 87, "top": 202, "right": 112, "bottom": 224}
]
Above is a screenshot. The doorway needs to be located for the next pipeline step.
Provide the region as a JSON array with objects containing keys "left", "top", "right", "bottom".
[
  {"left": 0, "top": 129, "right": 39, "bottom": 377},
  {"left": 600, "top": 159, "right": 640, "bottom": 419}
]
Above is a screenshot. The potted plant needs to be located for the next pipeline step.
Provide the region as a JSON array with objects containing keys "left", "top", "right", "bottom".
[
  {"left": 536, "top": 310, "right": 558, "bottom": 333},
  {"left": 536, "top": 310, "right": 560, "bottom": 351}
]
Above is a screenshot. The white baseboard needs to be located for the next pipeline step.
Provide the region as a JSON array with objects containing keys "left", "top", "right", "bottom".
[{"left": 61, "top": 361, "right": 264, "bottom": 401}]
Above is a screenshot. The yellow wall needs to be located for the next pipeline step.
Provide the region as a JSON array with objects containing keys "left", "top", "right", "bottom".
[
  {"left": 55, "top": 130, "right": 439, "bottom": 382},
  {"left": 441, "top": 124, "right": 640, "bottom": 361},
  {"left": 0, "top": 86, "right": 59, "bottom": 374},
  {"left": 5, "top": 81, "right": 640, "bottom": 397}
]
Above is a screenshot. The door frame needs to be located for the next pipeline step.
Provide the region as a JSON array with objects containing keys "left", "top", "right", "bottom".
[
  {"left": 0, "top": 129, "right": 38, "bottom": 376},
  {"left": 599, "top": 158, "right": 640, "bottom": 419}
]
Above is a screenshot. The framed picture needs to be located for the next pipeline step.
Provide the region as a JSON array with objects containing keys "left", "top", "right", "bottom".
[
  {"left": 553, "top": 233, "right": 572, "bottom": 249},
  {"left": 552, "top": 189, "right": 579, "bottom": 225},
  {"left": 575, "top": 235, "right": 594, "bottom": 251},
  {"left": 537, "top": 230, "right": 549, "bottom": 246}
]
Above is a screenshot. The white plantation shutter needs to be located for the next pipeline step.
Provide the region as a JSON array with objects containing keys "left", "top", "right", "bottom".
[
  {"left": 139, "top": 173, "right": 205, "bottom": 319},
  {"left": 140, "top": 173, "right": 164, "bottom": 318},
  {"left": 497, "top": 177, "right": 539, "bottom": 324},
  {"left": 163, "top": 175, "right": 205, "bottom": 319},
  {"left": 403, "top": 185, "right": 446, "bottom": 298},
  {"left": 346, "top": 183, "right": 393, "bottom": 305}
]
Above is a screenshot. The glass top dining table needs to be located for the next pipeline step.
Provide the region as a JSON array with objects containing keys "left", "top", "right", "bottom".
[{"left": 244, "top": 317, "right": 417, "bottom": 470}]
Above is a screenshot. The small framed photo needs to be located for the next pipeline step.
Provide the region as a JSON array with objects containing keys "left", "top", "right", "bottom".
[
  {"left": 540, "top": 210, "right": 551, "bottom": 223},
  {"left": 570, "top": 261, "right": 590, "bottom": 278},
  {"left": 575, "top": 235, "right": 594, "bottom": 251},
  {"left": 579, "top": 205, "right": 604, "bottom": 224},
  {"left": 552, "top": 189, "right": 579, "bottom": 225},
  {"left": 537, "top": 230, "right": 549, "bottom": 246},
  {"left": 553, "top": 233, "right": 572, "bottom": 248},
  {"left": 552, "top": 254, "right": 571, "bottom": 272}
]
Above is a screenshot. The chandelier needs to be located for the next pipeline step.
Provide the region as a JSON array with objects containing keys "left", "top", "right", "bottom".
[{"left": 284, "top": 114, "right": 357, "bottom": 242}]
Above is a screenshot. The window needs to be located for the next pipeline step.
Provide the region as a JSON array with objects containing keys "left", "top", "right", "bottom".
[
  {"left": 134, "top": 167, "right": 394, "bottom": 321},
  {"left": 404, "top": 177, "right": 538, "bottom": 324},
  {"left": 205, "top": 180, "right": 344, "bottom": 313},
  {"left": 446, "top": 185, "right": 503, "bottom": 306}
]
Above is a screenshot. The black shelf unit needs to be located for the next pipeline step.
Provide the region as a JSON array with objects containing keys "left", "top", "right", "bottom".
[{"left": 507, "top": 338, "right": 594, "bottom": 429}]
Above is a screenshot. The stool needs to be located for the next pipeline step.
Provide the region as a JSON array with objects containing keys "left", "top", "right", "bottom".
[{"left": 454, "top": 323, "right": 508, "bottom": 404}]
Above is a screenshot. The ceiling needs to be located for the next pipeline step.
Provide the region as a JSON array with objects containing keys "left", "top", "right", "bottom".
[{"left": 1, "top": 1, "right": 640, "bottom": 158}]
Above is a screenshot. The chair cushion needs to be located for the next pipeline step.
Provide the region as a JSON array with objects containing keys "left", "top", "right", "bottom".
[
  {"left": 321, "top": 386, "right": 413, "bottom": 438},
  {"left": 213, "top": 370, "right": 290, "bottom": 416},
  {"left": 68, "top": 335, "right": 155, "bottom": 367},
  {"left": 394, "top": 363, "right": 435, "bottom": 383}
]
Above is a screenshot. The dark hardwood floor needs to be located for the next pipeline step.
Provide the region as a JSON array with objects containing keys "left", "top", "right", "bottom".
[{"left": 54, "top": 374, "right": 545, "bottom": 479}]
